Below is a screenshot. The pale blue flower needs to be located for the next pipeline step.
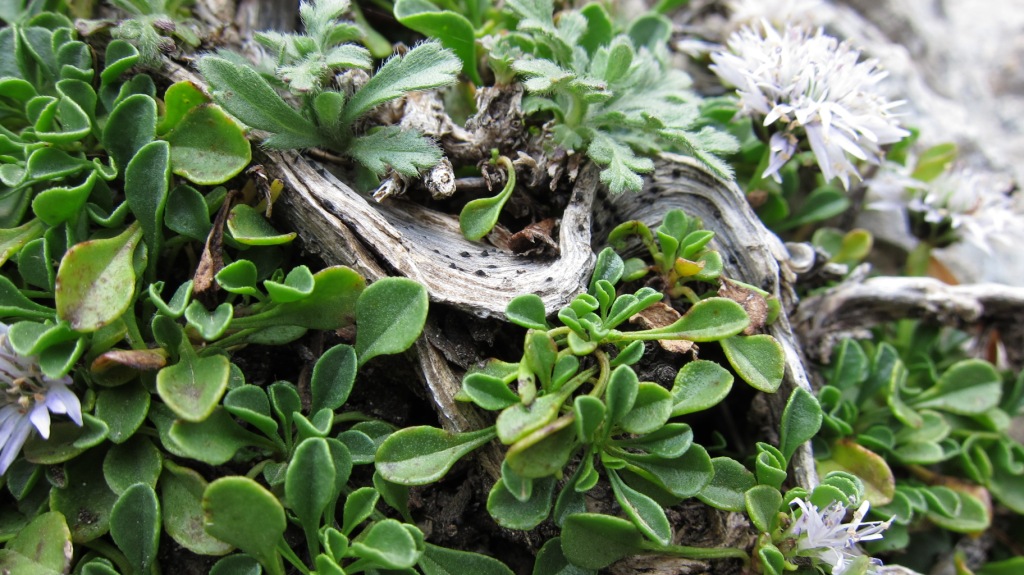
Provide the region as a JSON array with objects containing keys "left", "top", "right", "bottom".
[
  {"left": 785, "top": 498, "right": 893, "bottom": 575},
  {"left": 0, "top": 323, "right": 82, "bottom": 475}
]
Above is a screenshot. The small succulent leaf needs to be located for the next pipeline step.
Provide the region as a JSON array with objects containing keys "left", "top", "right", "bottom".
[
  {"left": 778, "top": 387, "right": 823, "bottom": 463},
  {"left": 815, "top": 439, "right": 895, "bottom": 506},
  {"left": 496, "top": 392, "right": 564, "bottom": 444},
  {"left": 720, "top": 335, "right": 785, "bottom": 393},
  {"left": 696, "top": 457, "right": 756, "bottom": 512},
  {"left": 341, "top": 41, "right": 460, "bottom": 125},
  {"left": 419, "top": 542, "right": 515, "bottom": 575},
  {"left": 532, "top": 537, "right": 592, "bottom": 575},
  {"left": 216, "top": 260, "right": 260, "bottom": 296},
  {"left": 774, "top": 185, "right": 850, "bottom": 231},
  {"left": 6, "top": 511, "right": 72, "bottom": 574},
  {"left": 286, "top": 437, "right": 337, "bottom": 541},
  {"left": 231, "top": 266, "right": 365, "bottom": 331},
  {"left": 926, "top": 490, "right": 990, "bottom": 533},
  {"left": 911, "top": 142, "right": 957, "bottom": 182},
  {"left": 670, "top": 360, "right": 733, "bottom": 416},
  {"left": 588, "top": 247, "right": 624, "bottom": 295},
  {"left": 573, "top": 395, "right": 605, "bottom": 444},
  {"left": 310, "top": 343, "right": 357, "bottom": 412},
  {"left": 463, "top": 372, "right": 520, "bottom": 410},
  {"left": 157, "top": 352, "right": 230, "bottom": 422},
  {"left": 157, "top": 80, "right": 210, "bottom": 135},
  {"left": 506, "top": 294, "right": 548, "bottom": 330},
  {"left": 614, "top": 423, "right": 693, "bottom": 459},
  {"left": 394, "top": 0, "right": 480, "bottom": 85},
  {"left": 170, "top": 408, "right": 275, "bottom": 465},
  {"left": 619, "top": 382, "right": 672, "bottom": 435},
  {"left": 744, "top": 484, "right": 783, "bottom": 533},
  {"left": 355, "top": 277, "right": 429, "bottom": 365},
  {"left": 149, "top": 279, "right": 194, "bottom": 318},
  {"left": 486, "top": 477, "right": 556, "bottom": 530},
  {"left": 349, "top": 519, "right": 420, "bottom": 570},
  {"left": 560, "top": 513, "right": 645, "bottom": 570},
  {"left": 830, "top": 339, "right": 870, "bottom": 391},
  {"left": 50, "top": 453, "right": 118, "bottom": 543},
  {"left": 349, "top": 127, "right": 443, "bottom": 177},
  {"left": 184, "top": 301, "right": 234, "bottom": 341},
  {"left": 618, "top": 444, "right": 713, "bottom": 498},
  {"left": 606, "top": 365, "right": 639, "bottom": 425},
  {"left": 227, "top": 204, "right": 297, "bottom": 246},
  {"left": 110, "top": 483, "right": 161, "bottom": 575},
  {"left": 103, "top": 93, "right": 156, "bottom": 172},
  {"left": 376, "top": 425, "right": 496, "bottom": 485},
  {"left": 264, "top": 265, "right": 316, "bottom": 303},
  {"left": 55, "top": 224, "right": 142, "bottom": 332},
  {"left": 223, "top": 385, "right": 279, "bottom": 440},
  {"left": 460, "top": 157, "right": 517, "bottom": 241},
  {"left": 166, "top": 104, "right": 252, "bottom": 186},
  {"left": 342, "top": 487, "right": 380, "bottom": 536},
  {"left": 630, "top": 297, "right": 748, "bottom": 342},
  {"left": 608, "top": 469, "right": 671, "bottom": 545},
  {"left": 103, "top": 436, "right": 162, "bottom": 494},
  {"left": 94, "top": 383, "right": 150, "bottom": 444},
  {"left": 32, "top": 171, "right": 98, "bottom": 226},
  {"left": 505, "top": 417, "right": 578, "bottom": 478},
  {"left": 203, "top": 476, "right": 286, "bottom": 575},
  {"left": 909, "top": 359, "right": 1003, "bottom": 415},
  {"left": 160, "top": 461, "right": 234, "bottom": 555},
  {"left": 198, "top": 56, "right": 319, "bottom": 146}
]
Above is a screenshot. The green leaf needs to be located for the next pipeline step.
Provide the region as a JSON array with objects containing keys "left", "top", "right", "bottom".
[
  {"left": 909, "top": 359, "right": 1002, "bottom": 415},
  {"left": 496, "top": 393, "right": 567, "bottom": 444},
  {"left": 157, "top": 351, "right": 231, "bottom": 422},
  {"left": 264, "top": 265, "right": 315, "bottom": 303},
  {"left": 342, "top": 487, "right": 379, "bottom": 536},
  {"left": 0, "top": 219, "right": 47, "bottom": 270},
  {"left": 198, "top": 56, "right": 319, "bottom": 147},
  {"left": 778, "top": 387, "right": 822, "bottom": 463},
  {"left": 619, "top": 382, "right": 672, "bottom": 435},
  {"left": 50, "top": 453, "right": 118, "bottom": 543},
  {"left": 978, "top": 558, "right": 1024, "bottom": 575},
  {"left": 227, "top": 204, "right": 297, "bottom": 246},
  {"left": 311, "top": 344, "right": 357, "bottom": 412},
  {"left": 184, "top": 300, "right": 234, "bottom": 340},
  {"left": 486, "top": 477, "right": 556, "bottom": 530},
  {"left": 573, "top": 395, "right": 605, "bottom": 444},
  {"left": 55, "top": 224, "right": 142, "bottom": 332},
  {"left": 166, "top": 104, "right": 252, "bottom": 185},
  {"left": 560, "top": 514, "right": 644, "bottom": 570},
  {"left": 203, "top": 476, "right": 286, "bottom": 575},
  {"left": 348, "top": 126, "right": 442, "bottom": 177},
  {"left": 32, "top": 171, "right": 98, "bottom": 226},
  {"left": 578, "top": 3, "right": 612, "bottom": 54},
  {"left": 926, "top": 489, "right": 990, "bottom": 533},
  {"left": 355, "top": 277, "right": 429, "bottom": 365},
  {"left": 231, "top": 266, "right": 365, "bottom": 331},
  {"left": 6, "top": 512, "right": 72, "bottom": 574},
  {"left": 720, "top": 334, "right": 785, "bottom": 393},
  {"left": 696, "top": 457, "right": 756, "bottom": 512},
  {"left": 608, "top": 469, "right": 671, "bottom": 545},
  {"left": 376, "top": 425, "right": 496, "bottom": 485},
  {"left": 505, "top": 417, "right": 578, "bottom": 478},
  {"left": 160, "top": 461, "right": 234, "bottom": 556},
  {"left": 287, "top": 438, "right": 337, "bottom": 557},
  {"left": 745, "top": 484, "right": 782, "bottom": 533},
  {"left": 349, "top": 519, "right": 421, "bottom": 570},
  {"left": 157, "top": 80, "right": 210, "bottom": 135},
  {"left": 774, "top": 185, "right": 849, "bottom": 231},
  {"left": 170, "top": 408, "right": 275, "bottom": 465},
  {"left": 532, "top": 538, "right": 592, "bottom": 575},
  {"left": 506, "top": 294, "right": 548, "bottom": 330},
  {"left": 23, "top": 414, "right": 108, "bottom": 465},
  {"left": 588, "top": 134, "right": 653, "bottom": 194},
  {"left": 92, "top": 382, "right": 150, "bottom": 443},
  {"left": 110, "top": 483, "right": 161, "bottom": 575},
  {"left": 463, "top": 372, "right": 520, "bottom": 410},
  {"left": 103, "top": 436, "right": 162, "bottom": 494},
  {"left": 341, "top": 41, "right": 460, "bottom": 125},
  {"left": 103, "top": 93, "right": 157, "bottom": 172},
  {"left": 394, "top": 0, "right": 480, "bottom": 85},
  {"left": 911, "top": 142, "right": 957, "bottom": 182},
  {"left": 670, "top": 360, "right": 733, "bottom": 416},
  {"left": 210, "top": 554, "right": 262, "bottom": 575},
  {"left": 624, "top": 297, "right": 748, "bottom": 342},
  {"left": 618, "top": 444, "right": 713, "bottom": 498},
  {"left": 815, "top": 439, "right": 895, "bottom": 506},
  {"left": 460, "top": 156, "right": 516, "bottom": 241},
  {"left": 165, "top": 184, "right": 213, "bottom": 242},
  {"left": 419, "top": 543, "right": 515, "bottom": 575}
]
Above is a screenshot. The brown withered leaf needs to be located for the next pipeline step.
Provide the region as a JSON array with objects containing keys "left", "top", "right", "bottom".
[
  {"left": 193, "top": 189, "right": 237, "bottom": 303},
  {"left": 509, "top": 218, "right": 559, "bottom": 257},
  {"left": 719, "top": 279, "right": 768, "bottom": 334},
  {"left": 630, "top": 302, "right": 695, "bottom": 355},
  {"left": 90, "top": 349, "right": 169, "bottom": 387}
]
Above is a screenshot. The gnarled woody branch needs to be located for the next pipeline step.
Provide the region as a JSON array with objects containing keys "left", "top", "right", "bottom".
[{"left": 794, "top": 276, "right": 1024, "bottom": 368}]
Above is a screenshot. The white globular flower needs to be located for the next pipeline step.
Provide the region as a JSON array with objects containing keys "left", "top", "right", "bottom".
[
  {"left": 785, "top": 498, "right": 893, "bottom": 575},
  {"left": 710, "top": 23, "right": 909, "bottom": 190},
  {"left": 0, "top": 322, "right": 83, "bottom": 475}
]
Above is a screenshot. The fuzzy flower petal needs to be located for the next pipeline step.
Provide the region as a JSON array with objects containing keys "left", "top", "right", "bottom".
[
  {"left": 785, "top": 498, "right": 893, "bottom": 575},
  {"left": 711, "top": 23, "right": 909, "bottom": 189}
]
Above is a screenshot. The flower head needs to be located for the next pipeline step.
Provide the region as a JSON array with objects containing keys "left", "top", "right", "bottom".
[
  {"left": 785, "top": 498, "right": 893, "bottom": 575},
  {"left": 0, "top": 323, "right": 82, "bottom": 475},
  {"left": 710, "top": 23, "right": 909, "bottom": 189}
]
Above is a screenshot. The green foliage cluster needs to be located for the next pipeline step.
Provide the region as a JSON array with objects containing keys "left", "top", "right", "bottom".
[{"left": 812, "top": 328, "right": 1024, "bottom": 559}]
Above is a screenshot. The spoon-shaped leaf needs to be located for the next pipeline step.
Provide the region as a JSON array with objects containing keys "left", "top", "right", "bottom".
[
  {"left": 460, "top": 156, "right": 516, "bottom": 241},
  {"left": 355, "top": 277, "right": 428, "bottom": 366},
  {"left": 203, "top": 476, "right": 286, "bottom": 575},
  {"left": 720, "top": 334, "right": 785, "bottom": 393},
  {"left": 157, "top": 351, "right": 230, "bottom": 422},
  {"left": 55, "top": 224, "right": 142, "bottom": 332},
  {"left": 376, "top": 425, "right": 496, "bottom": 485},
  {"left": 619, "top": 297, "right": 748, "bottom": 343},
  {"left": 110, "top": 484, "right": 161, "bottom": 575}
]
